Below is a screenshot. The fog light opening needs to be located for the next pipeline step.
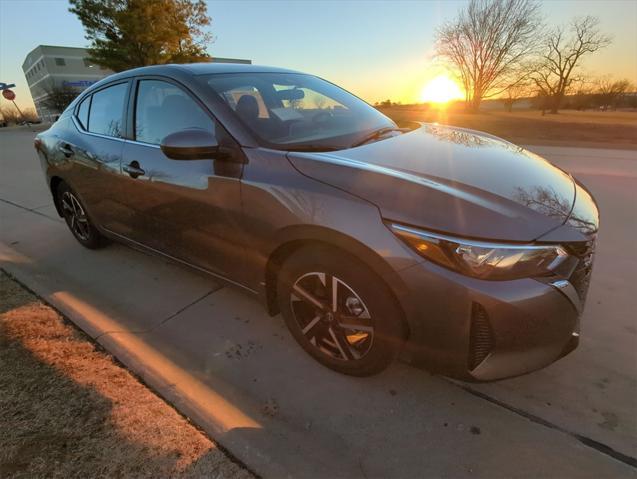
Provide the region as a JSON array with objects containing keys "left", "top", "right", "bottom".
[{"left": 468, "top": 302, "right": 495, "bottom": 371}]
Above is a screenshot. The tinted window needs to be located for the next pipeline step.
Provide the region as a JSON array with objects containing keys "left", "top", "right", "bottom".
[
  {"left": 77, "top": 96, "right": 90, "bottom": 129},
  {"left": 88, "top": 83, "right": 127, "bottom": 137},
  {"left": 135, "top": 80, "right": 214, "bottom": 145}
]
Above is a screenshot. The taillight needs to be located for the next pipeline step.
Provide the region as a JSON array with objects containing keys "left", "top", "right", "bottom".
[{"left": 34, "top": 138, "right": 42, "bottom": 151}]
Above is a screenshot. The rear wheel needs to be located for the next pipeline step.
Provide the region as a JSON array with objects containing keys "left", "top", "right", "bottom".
[
  {"left": 57, "top": 182, "right": 106, "bottom": 249},
  {"left": 277, "top": 245, "right": 403, "bottom": 376}
]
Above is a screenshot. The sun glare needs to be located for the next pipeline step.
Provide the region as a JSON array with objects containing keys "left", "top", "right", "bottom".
[{"left": 420, "top": 75, "right": 464, "bottom": 104}]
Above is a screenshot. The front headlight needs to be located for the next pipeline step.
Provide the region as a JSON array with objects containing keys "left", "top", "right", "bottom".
[{"left": 389, "top": 223, "right": 573, "bottom": 280}]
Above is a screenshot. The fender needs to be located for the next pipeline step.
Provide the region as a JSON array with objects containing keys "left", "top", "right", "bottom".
[{"left": 261, "top": 223, "right": 411, "bottom": 320}]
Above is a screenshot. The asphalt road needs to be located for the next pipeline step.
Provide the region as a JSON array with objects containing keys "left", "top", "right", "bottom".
[{"left": 1, "top": 127, "right": 636, "bottom": 478}]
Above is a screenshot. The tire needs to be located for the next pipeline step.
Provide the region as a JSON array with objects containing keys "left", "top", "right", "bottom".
[
  {"left": 56, "top": 182, "right": 107, "bottom": 249},
  {"left": 277, "top": 245, "right": 403, "bottom": 376}
]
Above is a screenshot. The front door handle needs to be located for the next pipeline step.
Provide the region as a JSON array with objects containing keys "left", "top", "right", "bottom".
[{"left": 123, "top": 161, "right": 145, "bottom": 179}]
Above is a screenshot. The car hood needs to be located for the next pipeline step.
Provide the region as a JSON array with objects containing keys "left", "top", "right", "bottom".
[{"left": 287, "top": 124, "right": 578, "bottom": 242}]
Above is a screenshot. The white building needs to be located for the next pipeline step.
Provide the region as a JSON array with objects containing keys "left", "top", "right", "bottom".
[{"left": 22, "top": 45, "right": 113, "bottom": 121}]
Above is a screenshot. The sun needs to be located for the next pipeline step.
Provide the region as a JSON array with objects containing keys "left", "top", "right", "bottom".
[{"left": 420, "top": 75, "right": 464, "bottom": 104}]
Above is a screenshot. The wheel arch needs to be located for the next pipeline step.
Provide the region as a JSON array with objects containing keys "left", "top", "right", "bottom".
[
  {"left": 263, "top": 225, "right": 410, "bottom": 340},
  {"left": 50, "top": 176, "right": 65, "bottom": 217}
]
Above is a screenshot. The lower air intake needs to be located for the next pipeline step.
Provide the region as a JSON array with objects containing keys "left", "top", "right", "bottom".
[{"left": 468, "top": 303, "right": 494, "bottom": 371}]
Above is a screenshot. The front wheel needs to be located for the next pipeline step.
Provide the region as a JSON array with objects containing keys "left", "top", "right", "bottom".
[{"left": 277, "top": 245, "right": 404, "bottom": 376}]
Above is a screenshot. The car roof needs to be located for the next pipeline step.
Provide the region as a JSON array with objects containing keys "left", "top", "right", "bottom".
[
  {"left": 102, "top": 62, "right": 303, "bottom": 83},
  {"left": 178, "top": 62, "right": 302, "bottom": 75}
]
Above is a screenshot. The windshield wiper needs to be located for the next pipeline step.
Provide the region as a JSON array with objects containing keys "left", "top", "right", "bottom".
[{"left": 352, "top": 127, "right": 410, "bottom": 147}]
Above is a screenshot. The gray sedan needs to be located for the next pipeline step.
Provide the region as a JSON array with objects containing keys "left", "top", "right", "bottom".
[{"left": 35, "top": 63, "right": 598, "bottom": 380}]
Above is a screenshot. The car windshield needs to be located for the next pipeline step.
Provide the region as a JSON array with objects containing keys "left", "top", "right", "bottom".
[{"left": 200, "top": 72, "right": 396, "bottom": 151}]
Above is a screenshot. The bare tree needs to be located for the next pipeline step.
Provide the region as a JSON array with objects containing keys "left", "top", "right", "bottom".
[
  {"left": 0, "top": 104, "right": 20, "bottom": 124},
  {"left": 530, "top": 16, "right": 611, "bottom": 113},
  {"left": 41, "top": 85, "right": 81, "bottom": 114},
  {"left": 313, "top": 96, "right": 327, "bottom": 109},
  {"left": 436, "top": 0, "right": 542, "bottom": 112},
  {"left": 565, "top": 76, "right": 596, "bottom": 110},
  {"left": 596, "top": 77, "right": 632, "bottom": 110},
  {"left": 0, "top": 104, "right": 38, "bottom": 124},
  {"left": 503, "top": 81, "right": 531, "bottom": 112},
  {"left": 515, "top": 185, "right": 597, "bottom": 234},
  {"left": 20, "top": 108, "right": 39, "bottom": 123}
]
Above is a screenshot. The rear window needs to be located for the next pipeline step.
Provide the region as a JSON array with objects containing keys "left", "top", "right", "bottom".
[
  {"left": 76, "top": 96, "right": 90, "bottom": 129},
  {"left": 88, "top": 83, "right": 128, "bottom": 138}
]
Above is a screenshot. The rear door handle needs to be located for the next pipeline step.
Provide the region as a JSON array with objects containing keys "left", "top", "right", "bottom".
[
  {"left": 123, "top": 161, "right": 145, "bottom": 179},
  {"left": 58, "top": 143, "right": 74, "bottom": 157}
]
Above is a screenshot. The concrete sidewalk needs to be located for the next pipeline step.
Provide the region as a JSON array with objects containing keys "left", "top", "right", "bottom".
[{"left": 1, "top": 129, "right": 636, "bottom": 477}]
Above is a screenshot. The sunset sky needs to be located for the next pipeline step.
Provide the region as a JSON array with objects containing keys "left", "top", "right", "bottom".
[{"left": 1, "top": 0, "right": 636, "bottom": 111}]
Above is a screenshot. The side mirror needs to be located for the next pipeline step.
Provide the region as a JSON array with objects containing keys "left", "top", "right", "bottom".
[{"left": 160, "top": 128, "right": 221, "bottom": 160}]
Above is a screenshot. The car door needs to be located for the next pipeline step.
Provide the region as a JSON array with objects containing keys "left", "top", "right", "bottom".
[
  {"left": 116, "top": 77, "right": 247, "bottom": 280},
  {"left": 64, "top": 81, "right": 130, "bottom": 231}
]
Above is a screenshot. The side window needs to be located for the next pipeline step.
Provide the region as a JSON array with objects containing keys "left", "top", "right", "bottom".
[
  {"left": 76, "top": 96, "right": 90, "bottom": 129},
  {"left": 135, "top": 80, "right": 214, "bottom": 145},
  {"left": 88, "top": 83, "right": 128, "bottom": 138}
]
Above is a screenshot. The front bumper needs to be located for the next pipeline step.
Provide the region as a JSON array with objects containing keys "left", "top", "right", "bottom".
[{"left": 396, "top": 260, "right": 583, "bottom": 381}]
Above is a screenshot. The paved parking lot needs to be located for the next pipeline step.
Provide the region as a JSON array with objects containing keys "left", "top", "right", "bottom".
[{"left": 1, "top": 128, "right": 636, "bottom": 477}]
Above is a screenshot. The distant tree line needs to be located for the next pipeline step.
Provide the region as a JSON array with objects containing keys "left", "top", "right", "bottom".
[
  {"left": 533, "top": 78, "right": 636, "bottom": 112},
  {"left": 435, "top": 0, "right": 623, "bottom": 113},
  {"left": 374, "top": 77, "right": 635, "bottom": 113},
  {"left": 0, "top": 105, "right": 39, "bottom": 126}
]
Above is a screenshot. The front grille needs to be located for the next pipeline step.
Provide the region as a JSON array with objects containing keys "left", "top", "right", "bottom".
[
  {"left": 468, "top": 303, "right": 494, "bottom": 371},
  {"left": 566, "top": 238, "right": 596, "bottom": 302}
]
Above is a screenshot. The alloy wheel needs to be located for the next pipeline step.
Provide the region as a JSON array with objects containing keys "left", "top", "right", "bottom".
[
  {"left": 61, "top": 191, "right": 91, "bottom": 242},
  {"left": 289, "top": 272, "right": 374, "bottom": 361}
]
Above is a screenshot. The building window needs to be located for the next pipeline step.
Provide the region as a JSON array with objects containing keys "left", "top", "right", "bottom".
[{"left": 55, "top": 58, "right": 66, "bottom": 66}]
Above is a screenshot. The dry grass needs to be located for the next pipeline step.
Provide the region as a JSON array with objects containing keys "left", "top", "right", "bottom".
[
  {"left": 486, "top": 109, "right": 637, "bottom": 125},
  {"left": 0, "top": 271, "right": 253, "bottom": 479},
  {"left": 381, "top": 106, "right": 637, "bottom": 149}
]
